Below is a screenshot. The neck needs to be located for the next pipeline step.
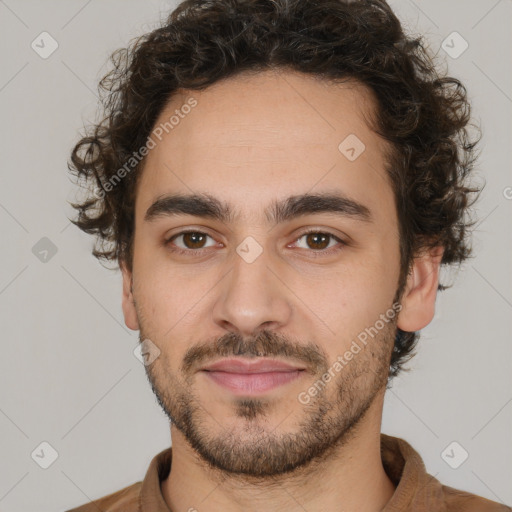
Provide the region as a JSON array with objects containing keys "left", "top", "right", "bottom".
[{"left": 161, "top": 392, "right": 395, "bottom": 512}]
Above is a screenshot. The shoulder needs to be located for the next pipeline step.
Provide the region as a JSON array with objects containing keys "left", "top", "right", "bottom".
[
  {"left": 442, "top": 484, "right": 512, "bottom": 512},
  {"left": 64, "top": 481, "right": 142, "bottom": 512}
]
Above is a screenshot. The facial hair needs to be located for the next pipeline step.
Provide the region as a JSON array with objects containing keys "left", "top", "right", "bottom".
[{"left": 138, "top": 306, "right": 397, "bottom": 479}]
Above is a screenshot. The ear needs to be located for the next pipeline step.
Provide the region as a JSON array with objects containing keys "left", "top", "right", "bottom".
[
  {"left": 120, "top": 260, "right": 140, "bottom": 331},
  {"left": 397, "top": 245, "right": 444, "bottom": 332}
]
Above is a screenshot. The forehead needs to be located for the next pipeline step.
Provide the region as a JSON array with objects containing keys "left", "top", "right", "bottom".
[{"left": 135, "top": 69, "right": 395, "bottom": 225}]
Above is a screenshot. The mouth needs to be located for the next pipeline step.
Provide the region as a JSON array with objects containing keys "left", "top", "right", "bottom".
[{"left": 199, "top": 358, "right": 307, "bottom": 395}]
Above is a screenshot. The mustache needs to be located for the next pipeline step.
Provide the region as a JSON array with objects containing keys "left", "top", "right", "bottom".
[{"left": 181, "top": 330, "right": 329, "bottom": 375}]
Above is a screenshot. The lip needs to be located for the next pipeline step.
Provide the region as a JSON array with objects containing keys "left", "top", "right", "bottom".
[
  {"left": 201, "top": 358, "right": 306, "bottom": 373},
  {"left": 200, "top": 358, "right": 306, "bottom": 395}
]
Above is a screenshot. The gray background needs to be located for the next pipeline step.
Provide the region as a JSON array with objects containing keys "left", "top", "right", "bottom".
[{"left": 0, "top": 1, "right": 511, "bottom": 510}]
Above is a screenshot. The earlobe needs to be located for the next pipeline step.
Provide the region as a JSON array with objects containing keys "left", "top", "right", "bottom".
[
  {"left": 396, "top": 245, "right": 444, "bottom": 333},
  {"left": 120, "top": 261, "right": 140, "bottom": 331}
]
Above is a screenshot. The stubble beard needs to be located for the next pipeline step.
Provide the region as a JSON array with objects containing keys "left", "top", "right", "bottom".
[{"left": 141, "top": 321, "right": 395, "bottom": 478}]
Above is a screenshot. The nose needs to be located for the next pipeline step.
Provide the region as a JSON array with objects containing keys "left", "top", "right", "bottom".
[{"left": 211, "top": 246, "right": 293, "bottom": 338}]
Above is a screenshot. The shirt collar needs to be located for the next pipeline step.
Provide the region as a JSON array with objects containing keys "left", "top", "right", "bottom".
[{"left": 139, "top": 433, "right": 443, "bottom": 511}]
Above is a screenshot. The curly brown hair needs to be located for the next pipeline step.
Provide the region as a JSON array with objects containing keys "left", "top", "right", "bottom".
[{"left": 68, "top": 0, "right": 481, "bottom": 378}]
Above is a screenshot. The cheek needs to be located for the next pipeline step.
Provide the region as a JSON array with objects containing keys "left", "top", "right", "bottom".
[
  {"left": 134, "top": 259, "right": 218, "bottom": 355},
  {"left": 298, "top": 252, "right": 399, "bottom": 347},
  {"left": 133, "top": 221, "right": 400, "bottom": 347}
]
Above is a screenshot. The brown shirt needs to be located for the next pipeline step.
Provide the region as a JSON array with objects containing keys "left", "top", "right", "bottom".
[{"left": 65, "top": 434, "right": 510, "bottom": 512}]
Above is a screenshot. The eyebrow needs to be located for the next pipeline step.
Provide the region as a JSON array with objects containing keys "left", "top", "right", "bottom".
[{"left": 144, "top": 191, "right": 372, "bottom": 225}]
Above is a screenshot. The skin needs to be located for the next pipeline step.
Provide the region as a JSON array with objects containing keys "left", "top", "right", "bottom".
[{"left": 120, "top": 69, "right": 443, "bottom": 512}]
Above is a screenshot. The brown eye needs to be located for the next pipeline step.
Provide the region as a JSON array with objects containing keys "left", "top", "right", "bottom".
[
  {"left": 304, "top": 232, "right": 330, "bottom": 250},
  {"left": 181, "top": 232, "right": 208, "bottom": 249},
  {"left": 293, "top": 231, "right": 343, "bottom": 252},
  {"left": 166, "top": 231, "right": 217, "bottom": 253}
]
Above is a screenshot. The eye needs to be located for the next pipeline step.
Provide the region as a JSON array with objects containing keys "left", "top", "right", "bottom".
[
  {"left": 164, "top": 229, "right": 346, "bottom": 257},
  {"left": 290, "top": 229, "right": 345, "bottom": 255},
  {"left": 165, "top": 230, "right": 218, "bottom": 255}
]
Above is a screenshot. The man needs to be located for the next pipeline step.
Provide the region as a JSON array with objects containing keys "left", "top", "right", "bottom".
[{"left": 65, "top": 0, "right": 510, "bottom": 510}]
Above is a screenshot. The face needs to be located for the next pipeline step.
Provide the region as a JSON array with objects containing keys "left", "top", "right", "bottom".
[{"left": 121, "top": 70, "right": 439, "bottom": 477}]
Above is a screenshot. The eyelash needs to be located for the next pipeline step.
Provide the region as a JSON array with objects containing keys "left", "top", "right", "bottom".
[{"left": 164, "top": 228, "right": 346, "bottom": 257}]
